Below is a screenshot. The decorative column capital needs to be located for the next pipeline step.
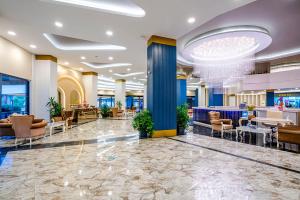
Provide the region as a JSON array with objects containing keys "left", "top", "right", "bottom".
[
  {"left": 82, "top": 72, "right": 98, "bottom": 76},
  {"left": 35, "top": 55, "right": 57, "bottom": 63},
  {"left": 147, "top": 35, "right": 176, "bottom": 46}
]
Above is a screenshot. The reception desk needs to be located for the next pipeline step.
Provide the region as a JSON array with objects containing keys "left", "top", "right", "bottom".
[{"left": 193, "top": 107, "right": 248, "bottom": 128}]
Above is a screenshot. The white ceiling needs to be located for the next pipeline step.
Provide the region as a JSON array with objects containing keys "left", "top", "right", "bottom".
[{"left": 0, "top": 0, "right": 255, "bottom": 83}]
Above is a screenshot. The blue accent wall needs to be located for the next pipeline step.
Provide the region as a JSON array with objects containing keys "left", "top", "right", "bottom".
[
  {"left": 147, "top": 43, "right": 176, "bottom": 131},
  {"left": 208, "top": 88, "right": 223, "bottom": 106},
  {"left": 266, "top": 91, "right": 275, "bottom": 106},
  {"left": 176, "top": 79, "right": 187, "bottom": 106}
]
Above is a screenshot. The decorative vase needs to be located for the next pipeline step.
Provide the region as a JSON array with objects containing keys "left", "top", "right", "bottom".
[
  {"left": 139, "top": 132, "right": 148, "bottom": 139},
  {"left": 177, "top": 127, "right": 186, "bottom": 135}
]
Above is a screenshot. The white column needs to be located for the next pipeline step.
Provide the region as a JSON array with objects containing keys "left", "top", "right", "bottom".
[
  {"left": 32, "top": 55, "right": 57, "bottom": 121},
  {"left": 198, "top": 85, "right": 206, "bottom": 107},
  {"left": 143, "top": 84, "right": 147, "bottom": 109},
  {"left": 82, "top": 72, "right": 98, "bottom": 106},
  {"left": 115, "top": 79, "right": 126, "bottom": 109}
]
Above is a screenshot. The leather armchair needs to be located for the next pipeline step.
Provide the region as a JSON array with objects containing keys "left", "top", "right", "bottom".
[
  {"left": 0, "top": 119, "right": 14, "bottom": 136},
  {"left": 209, "top": 111, "right": 233, "bottom": 138},
  {"left": 10, "top": 116, "right": 47, "bottom": 145},
  {"left": 277, "top": 124, "right": 300, "bottom": 148}
]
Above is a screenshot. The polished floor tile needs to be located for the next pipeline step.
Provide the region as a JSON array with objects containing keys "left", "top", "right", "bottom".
[{"left": 0, "top": 119, "right": 300, "bottom": 200}]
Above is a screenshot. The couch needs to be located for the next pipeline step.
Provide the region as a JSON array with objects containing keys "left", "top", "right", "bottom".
[{"left": 277, "top": 124, "right": 300, "bottom": 147}]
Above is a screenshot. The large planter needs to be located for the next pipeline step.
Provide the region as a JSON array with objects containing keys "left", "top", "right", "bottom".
[
  {"left": 177, "top": 126, "right": 186, "bottom": 135},
  {"left": 139, "top": 132, "right": 148, "bottom": 139}
]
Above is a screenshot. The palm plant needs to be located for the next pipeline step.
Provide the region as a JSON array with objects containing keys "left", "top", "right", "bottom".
[{"left": 46, "top": 97, "right": 63, "bottom": 119}]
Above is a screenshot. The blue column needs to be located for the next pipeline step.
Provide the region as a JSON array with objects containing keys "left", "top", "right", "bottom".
[
  {"left": 208, "top": 88, "right": 223, "bottom": 106},
  {"left": 176, "top": 76, "right": 187, "bottom": 106},
  {"left": 266, "top": 90, "right": 275, "bottom": 106},
  {"left": 147, "top": 35, "right": 177, "bottom": 137},
  {"left": 194, "top": 88, "right": 199, "bottom": 107}
]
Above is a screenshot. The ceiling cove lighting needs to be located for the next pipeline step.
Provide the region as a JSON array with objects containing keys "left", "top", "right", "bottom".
[
  {"left": 82, "top": 62, "right": 132, "bottom": 69},
  {"left": 182, "top": 25, "right": 272, "bottom": 85},
  {"left": 256, "top": 48, "right": 300, "bottom": 61},
  {"left": 113, "top": 72, "right": 144, "bottom": 77},
  {"left": 7, "top": 31, "right": 16, "bottom": 36},
  {"left": 44, "top": 0, "right": 146, "bottom": 18},
  {"left": 43, "top": 33, "right": 126, "bottom": 51}
]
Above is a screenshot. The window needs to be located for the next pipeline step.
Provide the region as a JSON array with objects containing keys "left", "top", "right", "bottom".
[
  {"left": 98, "top": 96, "right": 115, "bottom": 108},
  {"left": 126, "top": 96, "right": 143, "bottom": 111},
  {"left": 0, "top": 73, "right": 29, "bottom": 119}
]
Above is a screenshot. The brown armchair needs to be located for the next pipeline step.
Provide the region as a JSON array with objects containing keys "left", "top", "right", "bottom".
[
  {"left": 208, "top": 111, "right": 233, "bottom": 138},
  {"left": 10, "top": 116, "right": 47, "bottom": 145},
  {"left": 277, "top": 124, "right": 300, "bottom": 148},
  {"left": 0, "top": 119, "right": 14, "bottom": 137}
]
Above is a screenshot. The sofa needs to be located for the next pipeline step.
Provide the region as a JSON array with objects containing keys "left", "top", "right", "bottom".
[{"left": 277, "top": 124, "right": 300, "bottom": 147}]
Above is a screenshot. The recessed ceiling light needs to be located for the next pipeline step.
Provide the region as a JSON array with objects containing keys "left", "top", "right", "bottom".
[
  {"left": 108, "top": 56, "right": 114, "bottom": 61},
  {"left": 127, "top": 68, "right": 131, "bottom": 71},
  {"left": 79, "top": 68, "right": 84, "bottom": 71},
  {"left": 30, "top": 44, "right": 37, "bottom": 49},
  {"left": 81, "top": 56, "right": 86, "bottom": 60},
  {"left": 133, "top": 77, "right": 136, "bottom": 80},
  {"left": 54, "top": 21, "right": 63, "bottom": 28},
  {"left": 7, "top": 31, "right": 16, "bottom": 36},
  {"left": 109, "top": 69, "right": 113, "bottom": 73},
  {"left": 106, "top": 30, "right": 113, "bottom": 36},
  {"left": 187, "top": 17, "right": 196, "bottom": 24},
  {"left": 64, "top": 62, "right": 69, "bottom": 65}
]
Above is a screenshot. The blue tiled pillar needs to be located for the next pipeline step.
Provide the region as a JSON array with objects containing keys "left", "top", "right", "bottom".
[
  {"left": 147, "top": 36, "right": 177, "bottom": 137},
  {"left": 176, "top": 76, "right": 187, "bottom": 106},
  {"left": 266, "top": 90, "right": 275, "bottom": 106},
  {"left": 208, "top": 88, "right": 223, "bottom": 106}
]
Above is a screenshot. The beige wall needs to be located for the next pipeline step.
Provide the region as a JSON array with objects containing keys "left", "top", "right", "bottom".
[{"left": 0, "top": 37, "right": 32, "bottom": 80}]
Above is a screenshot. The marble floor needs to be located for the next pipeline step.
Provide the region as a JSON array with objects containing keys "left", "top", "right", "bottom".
[{"left": 0, "top": 119, "right": 300, "bottom": 200}]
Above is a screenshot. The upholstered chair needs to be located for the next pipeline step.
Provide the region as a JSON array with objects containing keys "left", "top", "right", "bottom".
[
  {"left": 208, "top": 111, "right": 233, "bottom": 138},
  {"left": 10, "top": 116, "right": 47, "bottom": 145},
  {"left": 0, "top": 119, "right": 14, "bottom": 136},
  {"left": 277, "top": 124, "right": 300, "bottom": 148}
]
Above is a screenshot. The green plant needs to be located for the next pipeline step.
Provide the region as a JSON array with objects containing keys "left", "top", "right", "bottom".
[
  {"left": 100, "top": 104, "right": 110, "bottom": 118},
  {"left": 176, "top": 104, "right": 189, "bottom": 129},
  {"left": 247, "top": 105, "right": 255, "bottom": 111},
  {"left": 116, "top": 101, "right": 122, "bottom": 110},
  {"left": 46, "top": 97, "right": 63, "bottom": 119},
  {"left": 132, "top": 110, "right": 154, "bottom": 138}
]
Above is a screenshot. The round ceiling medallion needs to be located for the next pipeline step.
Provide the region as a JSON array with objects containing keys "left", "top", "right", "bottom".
[{"left": 181, "top": 26, "right": 272, "bottom": 85}]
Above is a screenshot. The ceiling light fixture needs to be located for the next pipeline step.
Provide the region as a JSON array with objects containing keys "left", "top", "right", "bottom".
[
  {"left": 187, "top": 17, "right": 196, "bottom": 24},
  {"left": 82, "top": 62, "right": 132, "bottom": 69},
  {"left": 54, "top": 21, "right": 63, "bottom": 27},
  {"left": 7, "top": 31, "right": 16, "bottom": 36},
  {"left": 113, "top": 72, "right": 144, "bottom": 77},
  {"left": 79, "top": 68, "right": 84, "bottom": 71},
  {"left": 81, "top": 56, "right": 86, "bottom": 60},
  {"left": 106, "top": 30, "right": 113, "bottom": 36},
  {"left": 43, "top": 33, "right": 126, "bottom": 51},
  {"left": 108, "top": 56, "right": 114, "bottom": 61},
  {"left": 30, "top": 44, "right": 37, "bottom": 49},
  {"left": 127, "top": 68, "right": 131, "bottom": 71},
  {"left": 109, "top": 69, "right": 113, "bottom": 73},
  {"left": 45, "top": 0, "right": 146, "bottom": 18},
  {"left": 64, "top": 62, "right": 69, "bottom": 65}
]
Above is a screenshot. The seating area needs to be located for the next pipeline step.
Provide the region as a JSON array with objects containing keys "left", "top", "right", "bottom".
[{"left": 1, "top": 0, "right": 300, "bottom": 199}]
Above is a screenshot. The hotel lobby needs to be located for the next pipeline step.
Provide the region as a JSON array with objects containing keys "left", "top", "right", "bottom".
[{"left": 0, "top": 0, "right": 300, "bottom": 199}]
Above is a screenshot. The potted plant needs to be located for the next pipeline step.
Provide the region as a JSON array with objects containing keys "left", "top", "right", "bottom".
[
  {"left": 46, "top": 97, "right": 63, "bottom": 121},
  {"left": 247, "top": 105, "right": 255, "bottom": 116},
  {"left": 100, "top": 104, "right": 110, "bottom": 118},
  {"left": 176, "top": 104, "right": 189, "bottom": 135},
  {"left": 132, "top": 110, "right": 154, "bottom": 139},
  {"left": 116, "top": 101, "right": 122, "bottom": 110}
]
